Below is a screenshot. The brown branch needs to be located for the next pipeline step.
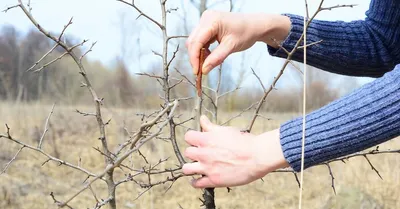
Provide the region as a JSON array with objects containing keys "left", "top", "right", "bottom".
[
  {"left": 32, "top": 40, "right": 88, "bottom": 73},
  {"left": 166, "top": 44, "right": 180, "bottom": 71},
  {"left": 75, "top": 109, "right": 96, "bottom": 117},
  {"left": 136, "top": 72, "right": 164, "bottom": 80},
  {"left": 196, "top": 48, "right": 205, "bottom": 97},
  {"left": 174, "top": 68, "right": 217, "bottom": 108},
  {"left": 298, "top": 40, "right": 323, "bottom": 49},
  {"left": 194, "top": 48, "right": 216, "bottom": 209},
  {"left": 293, "top": 172, "right": 300, "bottom": 188},
  {"left": 16, "top": 2, "right": 115, "bottom": 207},
  {"left": 50, "top": 192, "right": 73, "bottom": 209},
  {"left": 364, "top": 155, "right": 383, "bottom": 180},
  {"left": 33, "top": 52, "right": 68, "bottom": 73},
  {"left": 246, "top": 0, "right": 351, "bottom": 132},
  {"left": 88, "top": 185, "right": 100, "bottom": 204},
  {"left": 27, "top": 0, "right": 32, "bottom": 13},
  {"left": 116, "top": 0, "right": 164, "bottom": 29},
  {"left": 304, "top": 0, "right": 310, "bottom": 19},
  {"left": 221, "top": 102, "right": 259, "bottom": 126},
  {"left": 325, "top": 163, "right": 336, "bottom": 194},
  {"left": 320, "top": 4, "right": 357, "bottom": 11},
  {"left": 1, "top": 124, "right": 98, "bottom": 179},
  {"left": 167, "top": 35, "right": 189, "bottom": 42},
  {"left": 251, "top": 68, "right": 265, "bottom": 92},
  {"left": 151, "top": 0, "right": 187, "bottom": 169},
  {"left": 2, "top": 4, "right": 20, "bottom": 13},
  {"left": 115, "top": 103, "right": 176, "bottom": 156},
  {"left": 326, "top": 147, "right": 400, "bottom": 164},
  {"left": 1, "top": 145, "right": 24, "bottom": 174},
  {"left": 217, "top": 86, "right": 241, "bottom": 99},
  {"left": 38, "top": 103, "right": 55, "bottom": 149},
  {"left": 92, "top": 197, "right": 113, "bottom": 209},
  {"left": 166, "top": 7, "right": 179, "bottom": 13},
  {"left": 58, "top": 17, "right": 74, "bottom": 41},
  {"left": 138, "top": 150, "right": 149, "bottom": 164},
  {"left": 80, "top": 41, "right": 97, "bottom": 63},
  {"left": 26, "top": 44, "right": 59, "bottom": 72},
  {"left": 59, "top": 100, "right": 179, "bottom": 207}
]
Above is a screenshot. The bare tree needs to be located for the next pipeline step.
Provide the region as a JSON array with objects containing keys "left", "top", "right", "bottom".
[{"left": 1, "top": 1, "right": 183, "bottom": 209}]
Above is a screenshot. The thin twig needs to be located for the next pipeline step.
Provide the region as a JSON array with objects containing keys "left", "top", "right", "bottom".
[
  {"left": 58, "top": 17, "right": 74, "bottom": 41},
  {"left": 2, "top": 4, "right": 20, "bottom": 13},
  {"left": 364, "top": 155, "right": 383, "bottom": 180},
  {"left": 325, "top": 163, "right": 336, "bottom": 194},
  {"left": 116, "top": 0, "right": 164, "bottom": 29},
  {"left": 59, "top": 100, "right": 179, "bottom": 207},
  {"left": 0, "top": 130, "right": 97, "bottom": 178},
  {"left": 1, "top": 146, "right": 24, "bottom": 174},
  {"left": 26, "top": 44, "right": 59, "bottom": 72},
  {"left": 38, "top": 103, "right": 55, "bottom": 149}
]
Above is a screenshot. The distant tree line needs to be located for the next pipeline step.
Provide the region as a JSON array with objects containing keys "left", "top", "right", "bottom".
[{"left": 0, "top": 25, "right": 341, "bottom": 112}]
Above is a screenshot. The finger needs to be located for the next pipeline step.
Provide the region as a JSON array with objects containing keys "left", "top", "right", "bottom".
[
  {"left": 186, "top": 24, "right": 200, "bottom": 49},
  {"left": 191, "top": 176, "right": 215, "bottom": 188},
  {"left": 202, "top": 39, "right": 233, "bottom": 74},
  {"left": 182, "top": 162, "right": 205, "bottom": 175},
  {"left": 184, "top": 146, "right": 200, "bottom": 161},
  {"left": 188, "top": 26, "right": 218, "bottom": 75},
  {"left": 186, "top": 25, "right": 201, "bottom": 73},
  {"left": 184, "top": 130, "right": 209, "bottom": 147},
  {"left": 200, "top": 115, "right": 218, "bottom": 132},
  {"left": 184, "top": 146, "right": 209, "bottom": 161}
]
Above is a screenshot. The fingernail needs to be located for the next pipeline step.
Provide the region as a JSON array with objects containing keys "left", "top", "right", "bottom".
[{"left": 190, "top": 179, "right": 196, "bottom": 186}]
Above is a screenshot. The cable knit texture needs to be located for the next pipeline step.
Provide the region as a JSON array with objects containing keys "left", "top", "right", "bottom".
[{"left": 268, "top": 0, "right": 400, "bottom": 172}]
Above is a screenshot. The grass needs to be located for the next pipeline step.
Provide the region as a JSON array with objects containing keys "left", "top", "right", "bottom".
[{"left": 0, "top": 102, "right": 399, "bottom": 209}]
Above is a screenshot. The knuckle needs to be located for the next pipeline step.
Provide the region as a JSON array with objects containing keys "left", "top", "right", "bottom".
[{"left": 187, "top": 37, "right": 194, "bottom": 46}]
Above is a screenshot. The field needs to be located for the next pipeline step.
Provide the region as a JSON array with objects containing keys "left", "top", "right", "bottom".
[{"left": 0, "top": 103, "right": 399, "bottom": 209}]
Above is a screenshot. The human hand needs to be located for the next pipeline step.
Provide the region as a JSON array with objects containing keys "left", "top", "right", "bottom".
[
  {"left": 186, "top": 11, "right": 290, "bottom": 75},
  {"left": 182, "top": 116, "right": 288, "bottom": 188}
]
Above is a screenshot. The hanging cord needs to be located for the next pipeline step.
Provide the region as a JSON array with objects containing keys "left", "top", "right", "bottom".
[{"left": 298, "top": 9, "right": 308, "bottom": 209}]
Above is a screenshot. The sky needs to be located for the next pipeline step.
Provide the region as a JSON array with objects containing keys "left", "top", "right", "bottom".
[{"left": 0, "top": 0, "right": 373, "bottom": 90}]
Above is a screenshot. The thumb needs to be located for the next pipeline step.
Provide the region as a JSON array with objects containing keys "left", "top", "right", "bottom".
[
  {"left": 200, "top": 115, "right": 217, "bottom": 132},
  {"left": 202, "top": 40, "right": 233, "bottom": 74}
]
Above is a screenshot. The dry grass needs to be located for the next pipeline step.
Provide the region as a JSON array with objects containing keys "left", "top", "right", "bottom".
[{"left": 0, "top": 102, "right": 399, "bottom": 209}]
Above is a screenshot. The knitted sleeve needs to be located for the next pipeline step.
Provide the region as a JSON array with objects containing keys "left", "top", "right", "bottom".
[
  {"left": 280, "top": 64, "right": 400, "bottom": 171},
  {"left": 268, "top": 0, "right": 400, "bottom": 78},
  {"left": 269, "top": 0, "right": 400, "bottom": 172}
]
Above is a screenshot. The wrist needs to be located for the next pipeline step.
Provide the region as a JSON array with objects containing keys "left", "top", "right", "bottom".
[
  {"left": 256, "top": 14, "right": 291, "bottom": 48},
  {"left": 252, "top": 129, "right": 289, "bottom": 177}
]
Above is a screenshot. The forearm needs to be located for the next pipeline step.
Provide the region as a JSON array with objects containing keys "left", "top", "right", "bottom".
[
  {"left": 279, "top": 65, "right": 400, "bottom": 172},
  {"left": 254, "top": 129, "right": 289, "bottom": 175}
]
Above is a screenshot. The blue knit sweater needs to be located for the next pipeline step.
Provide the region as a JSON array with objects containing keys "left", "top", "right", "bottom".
[{"left": 268, "top": 0, "right": 400, "bottom": 171}]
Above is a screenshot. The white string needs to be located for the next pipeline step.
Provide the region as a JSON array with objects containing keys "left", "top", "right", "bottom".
[{"left": 298, "top": 8, "right": 308, "bottom": 209}]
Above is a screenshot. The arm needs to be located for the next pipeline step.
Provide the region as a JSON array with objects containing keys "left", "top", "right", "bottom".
[
  {"left": 268, "top": 0, "right": 400, "bottom": 77},
  {"left": 182, "top": 65, "right": 400, "bottom": 188},
  {"left": 281, "top": 64, "right": 400, "bottom": 171}
]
